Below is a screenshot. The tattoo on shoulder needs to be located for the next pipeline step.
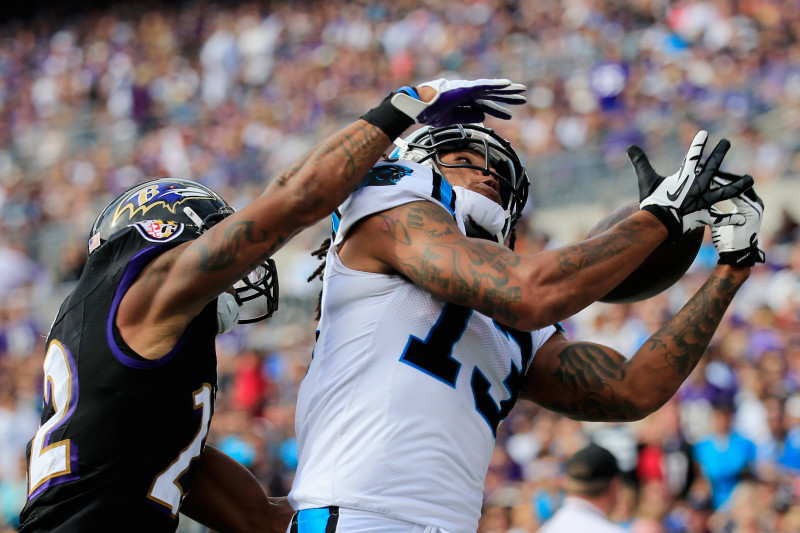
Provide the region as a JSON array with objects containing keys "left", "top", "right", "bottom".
[{"left": 376, "top": 201, "right": 523, "bottom": 324}]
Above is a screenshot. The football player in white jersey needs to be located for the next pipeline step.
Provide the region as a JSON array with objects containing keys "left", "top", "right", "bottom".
[
  {"left": 20, "top": 77, "right": 529, "bottom": 533},
  {"left": 289, "top": 123, "right": 765, "bottom": 532}
]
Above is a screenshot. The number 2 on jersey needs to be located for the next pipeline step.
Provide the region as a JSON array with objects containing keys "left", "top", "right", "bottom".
[
  {"left": 400, "top": 303, "right": 533, "bottom": 436},
  {"left": 28, "top": 340, "right": 80, "bottom": 498},
  {"left": 28, "top": 339, "right": 212, "bottom": 517},
  {"left": 148, "top": 384, "right": 213, "bottom": 516}
]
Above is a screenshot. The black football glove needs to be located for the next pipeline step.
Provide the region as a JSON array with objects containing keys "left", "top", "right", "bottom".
[{"left": 627, "top": 131, "right": 753, "bottom": 242}]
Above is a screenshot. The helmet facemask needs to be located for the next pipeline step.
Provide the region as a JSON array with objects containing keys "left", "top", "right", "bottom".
[
  {"left": 226, "top": 259, "right": 278, "bottom": 324},
  {"left": 391, "top": 124, "right": 530, "bottom": 242},
  {"left": 187, "top": 207, "right": 279, "bottom": 324}
]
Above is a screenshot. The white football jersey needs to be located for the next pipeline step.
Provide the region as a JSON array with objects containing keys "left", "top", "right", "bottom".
[{"left": 289, "top": 161, "right": 557, "bottom": 533}]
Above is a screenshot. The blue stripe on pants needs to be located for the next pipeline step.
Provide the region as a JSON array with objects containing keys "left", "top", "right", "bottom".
[{"left": 295, "top": 508, "right": 332, "bottom": 533}]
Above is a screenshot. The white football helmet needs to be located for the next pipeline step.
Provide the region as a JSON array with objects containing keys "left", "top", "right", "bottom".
[{"left": 389, "top": 124, "right": 529, "bottom": 242}]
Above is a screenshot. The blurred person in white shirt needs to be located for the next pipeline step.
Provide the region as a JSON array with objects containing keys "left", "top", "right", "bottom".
[{"left": 539, "top": 443, "right": 626, "bottom": 533}]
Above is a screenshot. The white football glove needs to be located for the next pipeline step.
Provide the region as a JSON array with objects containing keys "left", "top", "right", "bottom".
[
  {"left": 391, "top": 78, "right": 527, "bottom": 127},
  {"left": 711, "top": 178, "right": 766, "bottom": 267},
  {"left": 627, "top": 131, "right": 752, "bottom": 241}
]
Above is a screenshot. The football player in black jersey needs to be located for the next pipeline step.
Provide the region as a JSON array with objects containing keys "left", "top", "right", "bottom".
[{"left": 18, "top": 79, "right": 529, "bottom": 532}]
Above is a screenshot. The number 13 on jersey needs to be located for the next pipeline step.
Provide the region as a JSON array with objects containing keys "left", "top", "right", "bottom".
[{"left": 400, "top": 303, "right": 533, "bottom": 436}]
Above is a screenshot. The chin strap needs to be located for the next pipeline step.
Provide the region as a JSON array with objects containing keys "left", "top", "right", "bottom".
[
  {"left": 216, "top": 292, "right": 240, "bottom": 334},
  {"left": 453, "top": 186, "right": 507, "bottom": 243}
]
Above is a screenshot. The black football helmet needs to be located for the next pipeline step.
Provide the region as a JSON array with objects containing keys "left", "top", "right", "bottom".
[
  {"left": 389, "top": 124, "right": 530, "bottom": 241},
  {"left": 89, "top": 178, "right": 278, "bottom": 323}
]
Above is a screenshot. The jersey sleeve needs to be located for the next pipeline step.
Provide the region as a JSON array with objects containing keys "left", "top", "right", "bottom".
[
  {"left": 332, "top": 161, "right": 466, "bottom": 246},
  {"left": 530, "top": 324, "right": 561, "bottom": 367}
]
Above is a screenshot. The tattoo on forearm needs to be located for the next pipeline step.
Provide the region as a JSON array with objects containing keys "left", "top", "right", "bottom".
[
  {"left": 274, "top": 122, "right": 386, "bottom": 189},
  {"left": 555, "top": 217, "right": 648, "bottom": 274},
  {"left": 542, "top": 269, "right": 744, "bottom": 422},
  {"left": 274, "top": 158, "right": 304, "bottom": 187},
  {"left": 197, "top": 221, "right": 270, "bottom": 271},
  {"left": 649, "top": 269, "right": 741, "bottom": 374}
]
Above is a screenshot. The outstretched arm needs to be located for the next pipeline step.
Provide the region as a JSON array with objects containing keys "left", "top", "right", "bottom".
[
  {"left": 119, "top": 120, "right": 396, "bottom": 357},
  {"left": 520, "top": 264, "right": 749, "bottom": 421},
  {"left": 339, "top": 130, "right": 752, "bottom": 332},
  {"left": 117, "top": 79, "right": 527, "bottom": 357},
  {"left": 162, "top": 118, "right": 394, "bottom": 311},
  {"left": 181, "top": 446, "right": 294, "bottom": 533},
  {"left": 522, "top": 184, "right": 765, "bottom": 422},
  {"left": 342, "top": 199, "right": 669, "bottom": 331}
]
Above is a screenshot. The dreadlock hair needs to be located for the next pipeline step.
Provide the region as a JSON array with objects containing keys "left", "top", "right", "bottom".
[
  {"left": 307, "top": 227, "right": 518, "bottom": 321},
  {"left": 508, "top": 227, "right": 517, "bottom": 251},
  {"left": 308, "top": 237, "right": 331, "bottom": 320}
]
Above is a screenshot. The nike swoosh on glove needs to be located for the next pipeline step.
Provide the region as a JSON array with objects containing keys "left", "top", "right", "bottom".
[{"left": 627, "top": 130, "right": 753, "bottom": 242}]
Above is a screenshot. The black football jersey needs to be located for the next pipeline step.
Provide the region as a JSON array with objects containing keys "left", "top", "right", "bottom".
[{"left": 20, "top": 224, "right": 218, "bottom": 532}]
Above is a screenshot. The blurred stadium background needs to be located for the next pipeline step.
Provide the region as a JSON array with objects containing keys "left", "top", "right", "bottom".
[{"left": 1, "top": 1, "right": 800, "bottom": 532}]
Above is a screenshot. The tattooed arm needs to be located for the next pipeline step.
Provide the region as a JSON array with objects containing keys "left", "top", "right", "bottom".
[
  {"left": 118, "top": 119, "right": 396, "bottom": 359},
  {"left": 339, "top": 200, "right": 669, "bottom": 331},
  {"left": 521, "top": 264, "right": 749, "bottom": 421},
  {"left": 119, "top": 81, "right": 478, "bottom": 358}
]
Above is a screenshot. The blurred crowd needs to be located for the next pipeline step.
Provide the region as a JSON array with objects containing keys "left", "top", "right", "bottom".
[{"left": 1, "top": 0, "right": 800, "bottom": 531}]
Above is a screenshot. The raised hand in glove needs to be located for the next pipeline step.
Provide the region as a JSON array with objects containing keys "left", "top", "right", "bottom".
[
  {"left": 627, "top": 130, "right": 753, "bottom": 242},
  {"left": 711, "top": 177, "right": 766, "bottom": 267},
  {"left": 393, "top": 78, "right": 527, "bottom": 127},
  {"left": 361, "top": 78, "right": 526, "bottom": 140}
]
